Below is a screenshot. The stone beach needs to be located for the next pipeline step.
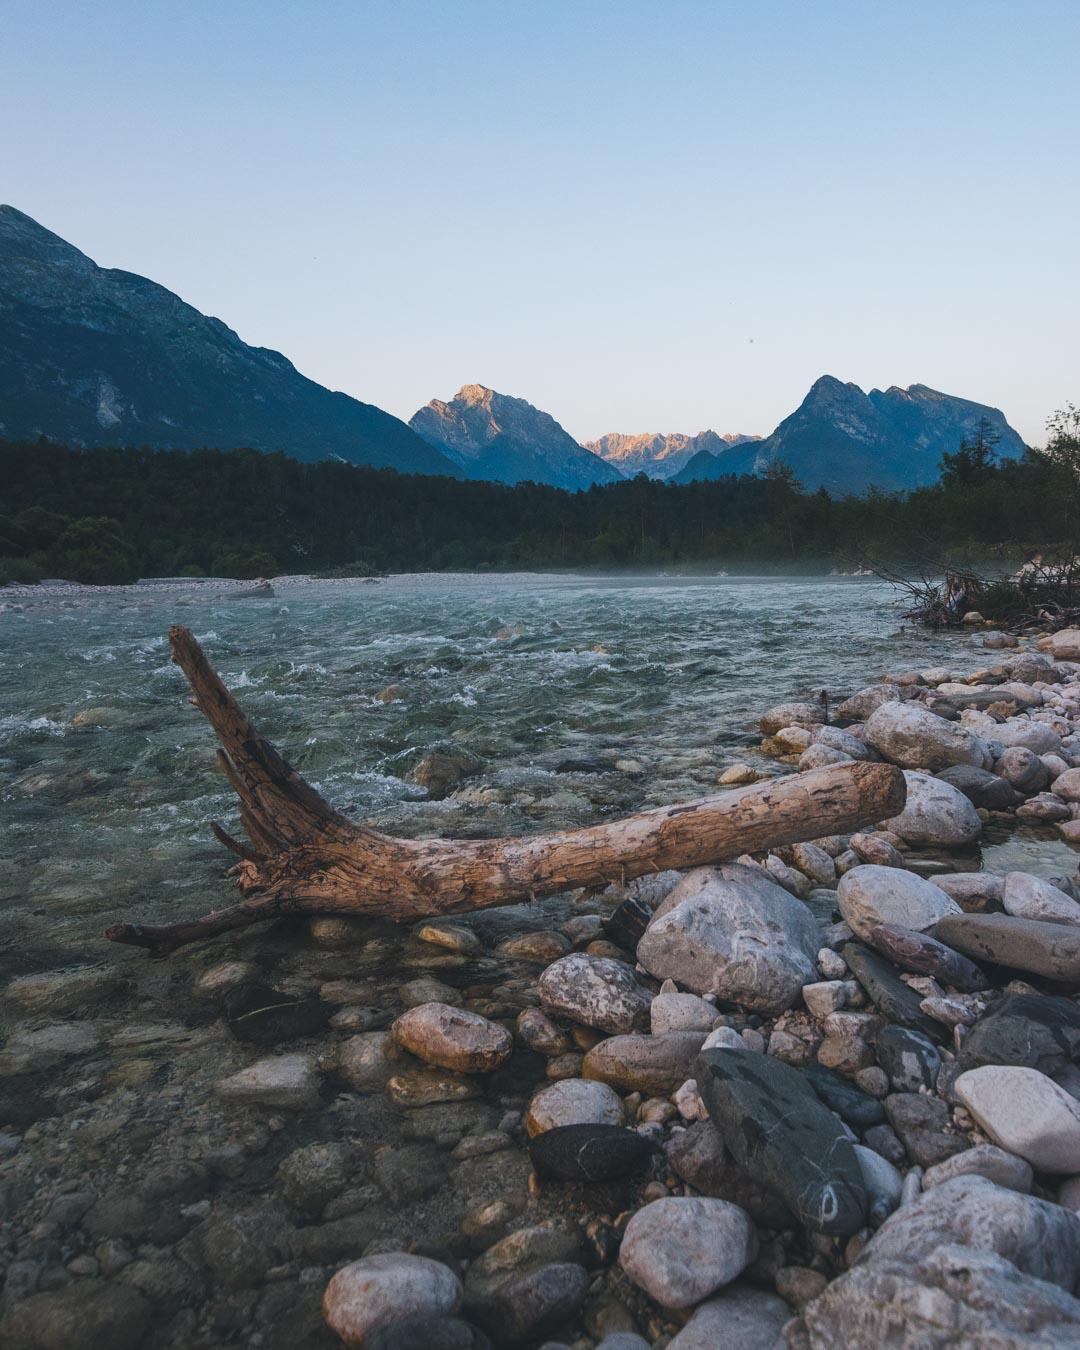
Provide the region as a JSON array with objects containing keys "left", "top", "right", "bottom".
[{"left": 5, "top": 597, "right": 1080, "bottom": 1346}]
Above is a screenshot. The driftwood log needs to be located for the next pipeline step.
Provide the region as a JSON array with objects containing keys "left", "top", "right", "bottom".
[{"left": 104, "top": 626, "right": 906, "bottom": 957}]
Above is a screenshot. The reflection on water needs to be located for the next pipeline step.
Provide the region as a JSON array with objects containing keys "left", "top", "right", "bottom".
[{"left": 0, "top": 574, "right": 1058, "bottom": 965}]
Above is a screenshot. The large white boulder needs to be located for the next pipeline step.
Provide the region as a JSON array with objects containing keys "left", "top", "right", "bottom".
[
  {"left": 883, "top": 771, "right": 982, "bottom": 847},
  {"left": 864, "top": 701, "right": 991, "bottom": 772},
  {"left": 837, "top": 865, "right": 960, "bottom": 940},
  {"left": 637, "top": 864, "right": 819, "bottom": 1015}
]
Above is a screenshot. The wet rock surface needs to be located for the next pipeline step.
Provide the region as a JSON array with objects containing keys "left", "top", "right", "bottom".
[{"left": 7, "top": 623, "right": 1080, "bottom": 1347}]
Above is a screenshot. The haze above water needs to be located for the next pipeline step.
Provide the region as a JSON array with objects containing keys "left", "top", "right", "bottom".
[{"left": 2, "top": 574, "right": 1073, "bottom": 972}]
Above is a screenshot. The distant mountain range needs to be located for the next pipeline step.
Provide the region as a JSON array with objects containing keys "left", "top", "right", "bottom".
[
  {"left": 410, "top": 384, "right": 621, "bottom": 490},
  {"left": 0, "top": 205, "right": 457, "bottom": 476},
  {"left": 585, "top": 430, "right": 760, "bottom": 481},
  {"left": 743, "top": 376, "right": 1027, "bottom": 492},
  {"left": 0, "top": 206, "right": 1029, "bottom": 495}
]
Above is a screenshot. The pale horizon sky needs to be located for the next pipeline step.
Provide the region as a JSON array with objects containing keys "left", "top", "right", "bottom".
[{"left": 4, "top": 0, "right": 1077, "bottom": 446}]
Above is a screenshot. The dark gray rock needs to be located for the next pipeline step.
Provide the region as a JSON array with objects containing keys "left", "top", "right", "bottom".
[
  {"left": 884, "top": 1093, "right": 965, "bottom": 1169},
  {"left": 865, "top": 923, "right": 987, "bottom": 991},
  {"left": 366, "top": 1317, "right": 491, "bottom": 1350},
  {"left": 875, "top": 1026, "right": 942, "bottom": 1092},
  {"left": 800, "top": 1061, "right": 886, "bottom": 1128},
  {"left": 936, "top": 763, "right": 1019, "bottom": 810},
  {"left": 528, "top": 1124, "right": 651, "bottom": 1182},
  {"left": 843, "top": 943, "right": 945, "bottom": 1041},
  {"left": 664, "top": 1120, "right": 794, "bottom": 1228},
  {"left": 0, "top": 1280, "right": 151, "bottom": 1350},
  {"left": 695, "top": 1047, "right": 868, "bottom": 1237},
  {"left": 959, "top": 994, "right": 1080, "bottom": 1075},
  {"left": 224, "top": 983, "right": 332, "bottom": 1045},
  {"left": 474, "top": 1262, "right": 589, "bottom": 1345}
]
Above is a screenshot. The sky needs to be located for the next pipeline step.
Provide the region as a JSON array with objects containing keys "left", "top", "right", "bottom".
[{"left": 3, "top": 0, "right": 1077, "bottom": 446}]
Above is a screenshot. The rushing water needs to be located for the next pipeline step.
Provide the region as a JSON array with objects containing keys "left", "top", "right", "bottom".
[{"left": 0, "top": 573, "right": 1072, "bottom": 971}]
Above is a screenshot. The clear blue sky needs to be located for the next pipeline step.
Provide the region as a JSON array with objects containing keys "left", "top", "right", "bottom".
[{"left": 4, "top": 0, "right": 1077, "bottom": 445}]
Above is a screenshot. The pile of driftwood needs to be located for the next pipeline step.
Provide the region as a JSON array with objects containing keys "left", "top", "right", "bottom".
[{"left": 104, "top": 627, "right": 906, "bottom": 958}]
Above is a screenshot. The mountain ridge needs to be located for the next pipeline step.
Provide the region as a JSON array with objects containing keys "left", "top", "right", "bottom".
[
  {"left": 409, "top": 383, "right": 622, "bottom": 491},
  {"left": 585, "top": 429, "right": 761, "bottom": 480},
  {"left": 0, "top": 205, "right": 458, "bottom": 475}
]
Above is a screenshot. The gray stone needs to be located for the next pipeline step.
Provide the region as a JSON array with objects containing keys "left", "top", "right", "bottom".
[
  {"left": 324, "top": 1254, "right": 463, "bottom": 1347},
  {"left": 864, "top": 700, "right": 990, "bottom": 772},
  {"left": 0, "top": 1281, "right": 151, "bottom": 1350},
  {"left": 475, "top": 1262, "right": 588, "bottom": 1344},
  {"left": 277, "top": 1142, "right": 349, "bottom": 1213},
  {"left": 667, "top": 1285, "right": 791, "bottom": 1350},
  {"left": 936, "top": 763, "right": 1019, "bottom": 810},
  {"left": 922, "top": 1144, "right": 1033, "bottom": 1194},
  {"left": 664, "top": 1119, "right": 795, "bottom": 1227},
  {"left": 835, "top": 684, "right": 904, "bottom": 721},
  {"left": 0, "top": 1022, "right": 101, "bottom": 1076},
  {"left": 524, "top": 1078, "right": 624, "bottom": 1137},
  {"left": 883, "top": 772, "right": 982, "bottom": 848},
  {"left": 695, "top": 1047, "right": 868, "bottom": 1237},
  {"left": 637, "top": 864, "right": 819, "bottom": 1015},
  {"left": 1003, "top": 872, "right": 1080, "bottom": 925},
  {"left": 760, "top": 702, "right": 824, "bottom": 734},
  {"left": 875, "top": 1026, "right": 941, "bottom": 1092},
  {"left": 837, "top": 865, "right": 960, "bottom": 941},
  {"left": 842, "top": 944, "right": 944, "bottom": 1041},
  {"left": 583, "top": 1031, "right": 706, "bottom": 1095},
  {"left": 852, "top": 1175, "right": 1080, "bottom": 1291},
  {"left": 853, "top": 1143, "right": 903, "bottom": 1220},
  {"left": 864, "top": 923, "right": 987, "bottom": 991},
  {"left": 995, "top": 746, "right": 1051, "bottom": 793},
  {"left": 955, "top": 1066, "right": 1080, "bottom": 1173},
  {"left": 619, "top": 1197, "right": 757, "bottom": 1308},
  {"left": 804, "top": 1243, "right": 1080, "bottom": 1348},
  {"left": 537, "top": 955, "right": 650, "bottom": 1034},
  {"left": 932, "top": 913, "right": 1080, "bottom": 981},
  {"left": 216, "top": 1053, "right": 320, "bottom": 1111},
  {"left": 933, "top": 871, "right": 1003, "bottom": 907},
  {"left": 649, "top": 991, "right": 719, "bottom": 1034}
]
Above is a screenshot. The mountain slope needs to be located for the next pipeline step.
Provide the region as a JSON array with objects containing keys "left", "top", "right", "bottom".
[
  {"left": 753, "top": 376, "right": 1026, "bottom": 492},
  {"left": 669, "top": 444, "right": 760, "bottom": 483},
  {"left": 0, "top": 205, "right": 457, "bottom": 475},
  {"left": 586, "top": 429, "right": 760, "bottom": 480},
  {"left": 410, "top": 384, "right": 623, "bottom": 490}
]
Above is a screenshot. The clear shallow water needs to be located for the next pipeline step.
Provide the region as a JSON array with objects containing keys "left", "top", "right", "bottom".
[{"left": 0, "top": 573, "right": 1066, "bottom": 968}]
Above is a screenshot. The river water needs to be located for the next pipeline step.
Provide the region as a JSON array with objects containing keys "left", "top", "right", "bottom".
[{"left": 1, "top": 573, "right": 1072, "bottom": 974}]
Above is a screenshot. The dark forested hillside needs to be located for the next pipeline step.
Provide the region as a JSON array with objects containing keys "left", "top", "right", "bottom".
[{"left": 0, "top": 427, "right": 1075, "bottom": 585}]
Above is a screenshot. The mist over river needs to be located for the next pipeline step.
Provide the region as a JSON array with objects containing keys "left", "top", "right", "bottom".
[{"left": 1, "top": 573, "right": 1071, "bottom": 974}]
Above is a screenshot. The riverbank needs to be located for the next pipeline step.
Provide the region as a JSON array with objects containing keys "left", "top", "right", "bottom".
[{"left": 3, "top": 620, "right": 1080, "bottom": 1346}]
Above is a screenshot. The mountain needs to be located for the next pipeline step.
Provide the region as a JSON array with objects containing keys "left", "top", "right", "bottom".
[
  {"left": 410, "top": 384, "right": 623, "bottom": 491},
  {"left": 752, "top": 376, "right": 1027, "bottom": 492},
  {"left": 0, "top": 205, "right": 457, "bottom": 475},
  {"left": 586, "top": 429, "right": 760, "bottom": 480},
  {"left": 670, "top": 444, "right": 760, "bottom": 484}
]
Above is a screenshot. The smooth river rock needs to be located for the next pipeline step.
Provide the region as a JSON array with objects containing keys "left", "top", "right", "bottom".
[
  {"left": 524, "top": 1077, "right": 624, "bottom": 1137},
  {"left": 390, "top": 1003, "right": 512, "bottom": 1073},
  {"left": 883, "top": 771, "right": 982, "bottom": 848},
  {"left": 864, "top": 700, "right": 990, "bottom": 772},
  {"left": 931, "top": 913, "right": 1080, "bottom": 981},
  {"left": 216, "top": 1053, "right": 320, "bottom": 1111},
  {"left": 1002, "top": 872, "right": 1080, "bottom": 926},
  {"left": 837, "top": 865, "right": 960, "bottom": 940},
  {"left": 583, "top": 1031, "right": 706, "bottom": 1095},
  {"left": 695, "top": 1047, "right": 869, "bottom": 1236},
  {"left": 537, "top": 954, "right": 650, "bottom": 1034},
  {"left": 636, "top": 864, "right": 819, "bottom": 1015},
  {"left": 528, "top": 1123, "right": 652, "bottom": 1182},
  {"left": 922, "top": 1144, "right": 1034, "bottom": 1194},
  {"left": 842, "top": 943, "right": 944, "bottom": 1041},
  {"left": 619, "top": 1196, "right": 757, "bottom": 1308},
  {"left": 865, "top": 923, "right": 988, "bottom": 991},
  {"left": 954, "top": 1066, "right": 1080, "bottom": 1172},
  {"left": 324, "top": 1255, "right": 463, "bottom": 1346},
  {"left": 936, "top": 763, "right": 1019, "bottom": 810}
]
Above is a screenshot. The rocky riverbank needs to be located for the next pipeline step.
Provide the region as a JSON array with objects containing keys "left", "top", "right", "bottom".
[{"left": 4, "top": 626, "right": 1080, "bottom": 1347}]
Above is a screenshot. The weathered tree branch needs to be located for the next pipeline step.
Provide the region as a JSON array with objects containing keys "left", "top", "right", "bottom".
[{"left": 104, "top": 627, "right": 905, "bottom": 957}]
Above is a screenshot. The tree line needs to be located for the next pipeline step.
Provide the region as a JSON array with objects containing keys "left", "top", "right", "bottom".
[{"left": 0, "top": 409, "right": 1076, "bottom": 585}]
